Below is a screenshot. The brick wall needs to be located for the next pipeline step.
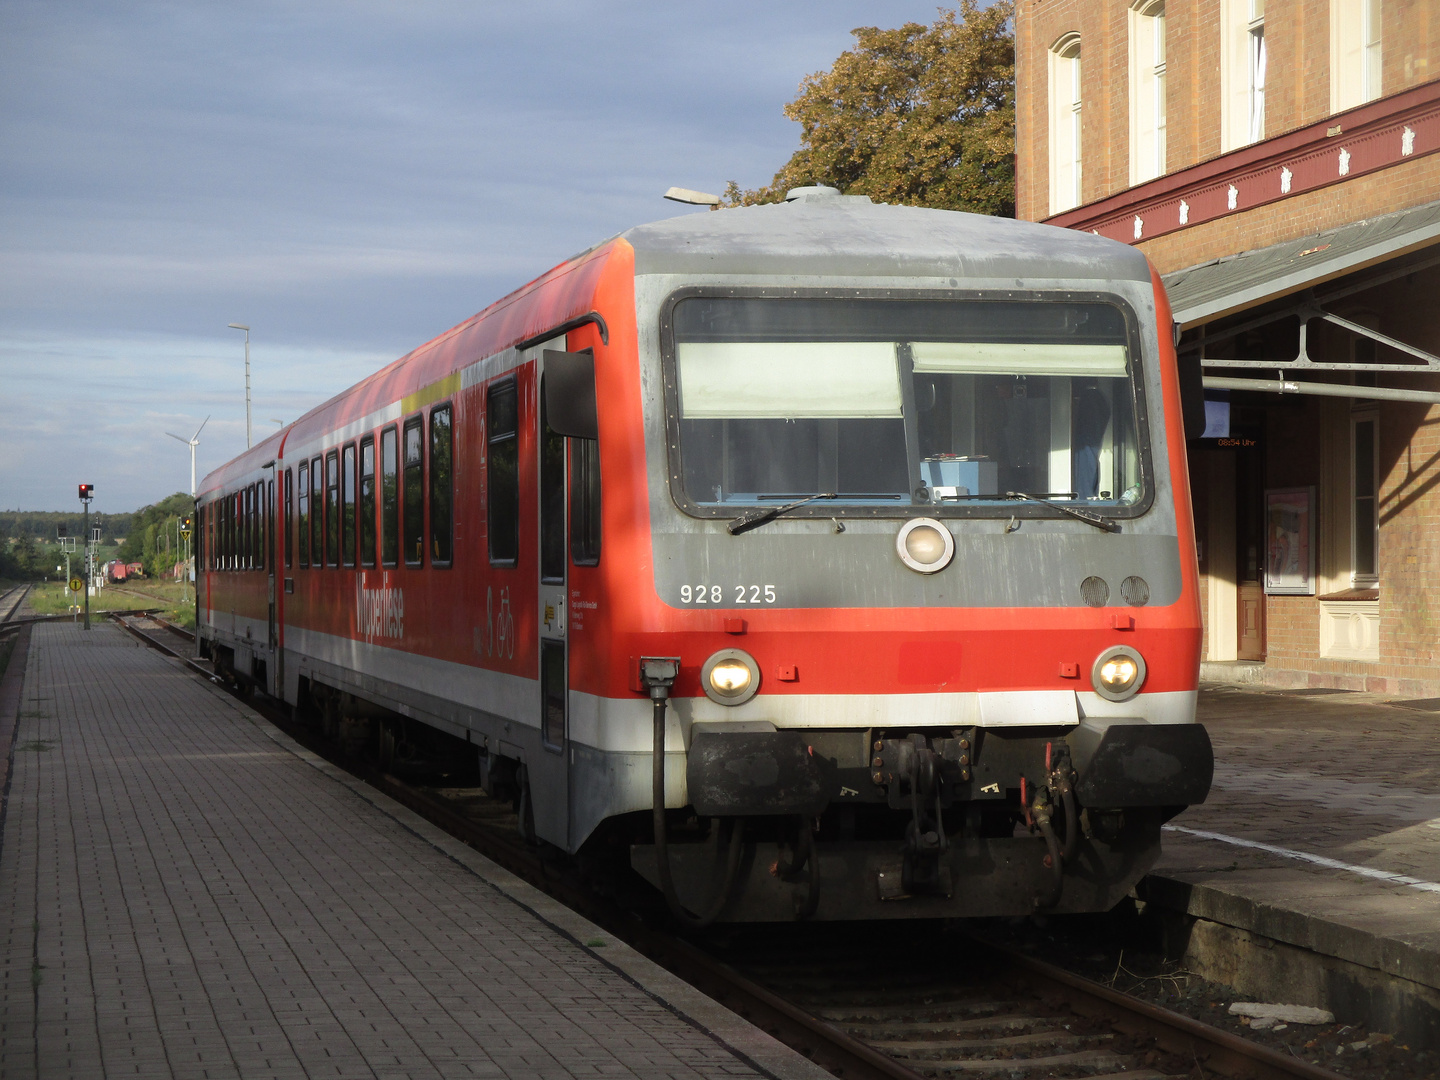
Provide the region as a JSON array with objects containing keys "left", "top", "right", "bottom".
[
  {"left": 1016, "top": 0, "right": 1129, "bottom": 221},
  {"left": 1137, "top": 151, "right": 1440, "bottom": 275},
  {"left": 1017, "top": 0, "right": 1440, "bottom": 227}
]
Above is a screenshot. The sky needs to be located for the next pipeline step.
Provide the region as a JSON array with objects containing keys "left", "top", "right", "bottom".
[{"left": 0, "top": 0, "right": 951, "bottom": 512}]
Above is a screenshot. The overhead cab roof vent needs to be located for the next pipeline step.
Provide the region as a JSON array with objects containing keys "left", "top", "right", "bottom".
[{"left": 784, "top": 185, "right": 871, "bottom": 204}]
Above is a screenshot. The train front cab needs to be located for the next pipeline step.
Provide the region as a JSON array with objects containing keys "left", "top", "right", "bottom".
[{"left": 610, "top": 227, "right": 1213, "bottom": 922}]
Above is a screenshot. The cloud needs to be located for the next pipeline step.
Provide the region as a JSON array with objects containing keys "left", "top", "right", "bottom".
[{"left": 0, "top": 0, "right": 949, "bottom": 509}]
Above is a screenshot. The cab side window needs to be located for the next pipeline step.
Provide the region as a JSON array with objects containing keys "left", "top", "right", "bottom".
[{"left": 570, "top": 434, "right": 601, "bottom": 567}]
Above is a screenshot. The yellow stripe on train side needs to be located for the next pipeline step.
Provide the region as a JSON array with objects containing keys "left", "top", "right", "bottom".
[{"left": 400, "top": 371, "right": 461, "bottom": 414}]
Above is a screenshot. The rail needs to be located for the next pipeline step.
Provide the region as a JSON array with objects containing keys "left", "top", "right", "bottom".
[{"left": 0, "top": 585, "right": 32, "bottom": 626}]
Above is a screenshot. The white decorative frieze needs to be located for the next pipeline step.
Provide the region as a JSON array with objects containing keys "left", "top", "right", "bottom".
[{"left": 1319, "top": 600, "right": 1379, "bottom": 661}]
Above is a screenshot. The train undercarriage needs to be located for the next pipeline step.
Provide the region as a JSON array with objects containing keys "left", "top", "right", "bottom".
[
  {"left": 205, "top": 637, "right": 1212, "bottom": 924},
  {"left": 629, "top": 719, "right": 1214, "bottom": 922}
]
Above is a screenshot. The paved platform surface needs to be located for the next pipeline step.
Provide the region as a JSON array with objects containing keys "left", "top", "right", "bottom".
[
  {"left": 0, "top": 622, "right": 829, "bottom": 1080},
  {"left": 1147, "top": 682, "right": 1440, "bottom": 1002}
]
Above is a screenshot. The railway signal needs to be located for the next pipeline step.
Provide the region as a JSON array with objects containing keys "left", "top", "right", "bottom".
[{"left": 78, "top": 483, "right": 93, "bottom": 630}]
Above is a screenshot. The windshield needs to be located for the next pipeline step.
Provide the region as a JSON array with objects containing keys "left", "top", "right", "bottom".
[{"left": 668, "top": 296, "right": 1145, "bottom": 513}]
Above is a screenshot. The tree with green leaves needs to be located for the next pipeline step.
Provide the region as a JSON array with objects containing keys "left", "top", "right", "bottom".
[{"left": 726, "top": 1, "right": 1014, "bottom": 215}]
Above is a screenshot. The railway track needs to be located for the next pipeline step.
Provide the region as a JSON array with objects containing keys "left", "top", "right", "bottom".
[
  {"left": 112, "top": 610, "right": 1350, "bottom": 1080},
  {"left": 0, "top": 584, "right": 31, "bottom": 625}
]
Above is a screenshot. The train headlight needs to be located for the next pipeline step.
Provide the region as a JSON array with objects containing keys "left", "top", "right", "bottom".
[
  {"left": 702, "top": 649, "right": 761, "bottom": 706},
  {"left": 896, "top": 518, "right": 955, "bottom": 574},
  {"left": 1092, "top": 645, "right": 1147, "bottom": 702}
]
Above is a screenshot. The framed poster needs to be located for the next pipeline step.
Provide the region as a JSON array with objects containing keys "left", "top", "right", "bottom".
[{"left": 1264, "top": 487, "right": 1316, "bottom": 595}]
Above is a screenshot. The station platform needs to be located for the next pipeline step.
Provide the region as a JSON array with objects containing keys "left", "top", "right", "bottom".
[
  {"left": 0, "top": 622, "right": 831, "bottom": 1080},
  {"left": 1142, "top": 682, "right": 1440, "bottom": 1046}
]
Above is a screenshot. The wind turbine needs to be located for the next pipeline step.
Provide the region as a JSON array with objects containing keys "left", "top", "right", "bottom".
[{"left": 166, "top": 416, "right": 210, "bottom": 496}]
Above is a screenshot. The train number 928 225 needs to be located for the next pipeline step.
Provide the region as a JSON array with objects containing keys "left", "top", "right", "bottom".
[{"left": 679, "top": 584, "right": 776, "bottom": 605}]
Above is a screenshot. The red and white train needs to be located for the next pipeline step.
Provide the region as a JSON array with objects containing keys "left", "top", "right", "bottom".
[{"left": 198, "top": 188, "right": 1212, "bottom": 922}]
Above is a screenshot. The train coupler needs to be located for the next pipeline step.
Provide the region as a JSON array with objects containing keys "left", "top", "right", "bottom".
[{"left": 873, "top": 734, "right": 959, "bottom": 897}]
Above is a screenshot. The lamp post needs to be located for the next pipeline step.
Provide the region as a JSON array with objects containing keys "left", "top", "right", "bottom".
[{"left": 228, "top": 323, "right": 252, "bottom": 448}]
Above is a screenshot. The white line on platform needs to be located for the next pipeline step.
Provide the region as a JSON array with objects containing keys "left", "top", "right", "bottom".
[{"left": 1163, "top": 824, "right": 1440, "bottom": 895}]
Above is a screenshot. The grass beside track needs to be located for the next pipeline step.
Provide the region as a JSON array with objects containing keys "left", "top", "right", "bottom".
[{"left": 26, "top": 581, "right": 197, "bottom": 629}]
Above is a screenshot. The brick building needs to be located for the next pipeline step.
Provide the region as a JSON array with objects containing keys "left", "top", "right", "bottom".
[{"left": 1016, "top": 0, "right": 1440, "bottom": 691}]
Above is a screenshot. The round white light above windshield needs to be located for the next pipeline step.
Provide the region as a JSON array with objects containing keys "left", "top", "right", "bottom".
[{"left": 896, "top": 518, "right": 955, "bottom": 574}]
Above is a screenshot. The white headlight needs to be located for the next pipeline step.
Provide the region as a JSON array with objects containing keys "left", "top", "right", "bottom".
[
  {"left": 896, "top": 518, "right": 955, "bottom": 573},
  {"left": 1092, "top": 646, "right": 1147, "bottom": 701},
  {"left": 702, "top": 649, "right": 761, "bottom": 705}
]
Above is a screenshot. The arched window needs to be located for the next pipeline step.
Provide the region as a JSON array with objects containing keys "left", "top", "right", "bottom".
[
  {"left": 1048, "top": 34, "right": 1083, "bottom": 214},
  {"left": 1129, "top": 2, "right": 1167, "bottom": 184}
]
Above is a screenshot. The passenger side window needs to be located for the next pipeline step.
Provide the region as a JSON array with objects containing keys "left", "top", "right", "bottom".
[
  {"left": 360, "top": 437, "right": 376, "bottom": 568},
  {"left": 284, "top": 468, "right": 293, "bottom": 569},
  {"left": 381, "top": 426, "right": 399, "bottom": 567},
  {"left": 261, "top": 480, "right": 270, "bottom": 571},
  {"left": 297, "top": 462, "right": 310, "bottom": 569},
  {"left": 310, "top": 457, "right": 324, "bottom": 567},
  {"left": 325, "top": 450, "right": 340, "bottom": 567},
  {"left": 487, "top": 380, "right": 519, "bottom": 566},
  {"left": 430, "top": 405, "right": 453, "bottom": 566},
  {"left": 342, "top": 443, "right": 357, "bottom": 567},
  {"left": 403, "top": 418, "right": 424, "bottom": 566}
]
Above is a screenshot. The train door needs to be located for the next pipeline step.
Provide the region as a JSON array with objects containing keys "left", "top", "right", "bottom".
[
  {"left": 530, "top": 349, "right": 570, "bottom": 848},
  {"left": 268, "top": 476, "right": 280, "bottom": 695}
]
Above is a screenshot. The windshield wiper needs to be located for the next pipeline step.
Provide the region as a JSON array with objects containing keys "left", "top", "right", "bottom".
[
  {"left": 1005, "top": 491, "right": 1120, "bottom": 533},
  {"left": 728, "top": 493, "right": 838, "bottom": 535}
]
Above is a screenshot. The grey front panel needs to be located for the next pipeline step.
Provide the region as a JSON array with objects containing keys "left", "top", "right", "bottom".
[{"left": 652, "top": 526, "right": 1182, "bottom": 609}]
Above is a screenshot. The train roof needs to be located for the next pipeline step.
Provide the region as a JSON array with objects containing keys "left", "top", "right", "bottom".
[
  {"left": 199, "top": 198, "right": 1152, "bottom": 497},
  {"left": 622, "top": 193, "right": 1152, "bottom": 282}
]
